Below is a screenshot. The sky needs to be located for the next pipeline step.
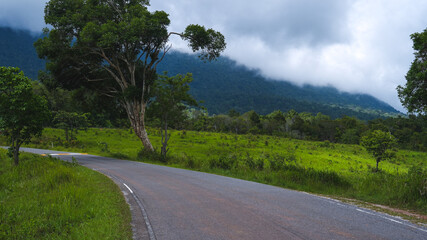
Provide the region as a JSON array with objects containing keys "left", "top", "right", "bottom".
[{"left": 1, "top": 0, "right": 426, "bottom": 112}]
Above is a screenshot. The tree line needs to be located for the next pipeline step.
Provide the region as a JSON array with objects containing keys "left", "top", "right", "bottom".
[{"left": 158, "top": 109, "right": 426, "bottom": 152}]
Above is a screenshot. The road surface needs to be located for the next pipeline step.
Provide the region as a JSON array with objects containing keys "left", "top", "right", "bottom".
[{"left": 17, "top": 147, "right": 427, "bottom": 240}]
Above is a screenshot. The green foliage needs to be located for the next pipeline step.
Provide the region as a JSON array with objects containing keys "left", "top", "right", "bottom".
[
  {"left": 398, "top": 28, "right": 427, "bottom": 114},
  {"left": 354, "top": 166, "right": 427, "bottom": 212},
  {"left": 0, "top": 149, "right": 131, "bottom": 239},
  {"left": 149, "top": 73, "right": 199, "bottom": 160},
  {"left": 180, "top": 109, "right": 426, "bottom": 152},
  {"left": 368, "top": 115, "right": 427, "bottom": 151},
  {"left": 182, "top": 24, "right": 226, "bottom": 61},
  {"left": 37, "top": 82, "right": 127, "bottom": 128},
  {"left": 53, "top": 111, "right": 90, "bottom": 142},
  {"left": 98, "top": 142, "right": 110, "bottom": 152},
  {"left": 360, "top": 130, "right": 397, "bottom": 171},
  {"left": 35, "top": 0, "right": 225, "bottom": 151},
  {"left": 0, "top": 67, "right": 50, "bottom": 165}
]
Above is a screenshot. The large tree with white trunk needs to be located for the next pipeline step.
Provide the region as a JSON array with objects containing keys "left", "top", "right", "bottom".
[{"left": 35, "top": 0, "right": 226, "bottom": 150}]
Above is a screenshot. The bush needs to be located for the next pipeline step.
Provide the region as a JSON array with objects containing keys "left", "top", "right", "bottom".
[
  {"left": 209, "top": 153, "right": 238, "bottom": 170},
  {"left": 280, "top": 163, "right": 350, "bottom": 189},
  {"left": 404, "top": 166, "right": 427, "bottom": 204},
  {"left": 242, "top": 153, "right": 263, "bottom": 171},
  {"left": 355, "top": 166, "right": 427, "bottom": 212},
  {"left": 137, "top": 148, "right": 163, "bottom": 162}
]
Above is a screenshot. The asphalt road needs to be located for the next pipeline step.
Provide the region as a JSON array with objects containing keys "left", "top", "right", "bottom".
[{"left": 18, "top": 147, "right": 427, "bottom": 240}]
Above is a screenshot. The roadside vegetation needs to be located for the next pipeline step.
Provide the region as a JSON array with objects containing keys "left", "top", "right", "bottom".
[
  {"left": 0, "top": 149, "right": 132, "bottom": 239},
  {"left": 5, "top": 127, "right": 425, "bottom": 215}
]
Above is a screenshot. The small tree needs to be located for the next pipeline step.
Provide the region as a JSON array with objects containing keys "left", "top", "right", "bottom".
[
  {"left": 0, "top": 67, "right": 50, "bottom": 165},
  {"left": 53, "top": 111, "right": 90, "bottom": 142},
  {"left": 150, "top": 73, "right": 198, "bottom": 161},
  {"left": 360, "top": 130, "right": 397, "bottom": 172}
]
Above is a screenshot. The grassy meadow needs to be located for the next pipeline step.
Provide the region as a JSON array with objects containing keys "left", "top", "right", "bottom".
[
  {"left": 2, "top": 127, "right": 426, "bottom": 216},
  {"left": 0, "top": 149, "right": 132, "bottom": 239}
]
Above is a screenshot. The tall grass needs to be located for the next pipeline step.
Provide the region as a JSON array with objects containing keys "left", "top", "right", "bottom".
[
  {"left": 353, "top": 166, "right": 427, "bottom": 212},
  {"left": 0, "top": 149, "right": 132, "bottom": 239}
]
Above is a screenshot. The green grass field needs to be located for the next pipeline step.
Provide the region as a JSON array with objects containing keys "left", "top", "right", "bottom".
[
  {"left": 0, "top": 149, "right": 132, "bottom": 239},
  {"left": 2, "top": 127, "right": 426, "bottom": 215}
]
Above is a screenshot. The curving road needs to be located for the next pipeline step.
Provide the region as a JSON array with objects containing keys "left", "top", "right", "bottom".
[{"left": 18, "top": 147, "right": 427, "bottom": 240}]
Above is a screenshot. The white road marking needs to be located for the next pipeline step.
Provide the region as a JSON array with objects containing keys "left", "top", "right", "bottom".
[
  {"left": 123, "top": 182, "right": 157, "bottom": 240},
  {"left": 316, "top": 195, "right": 427, "bottom": 234},
  {"left": 123, "top": 183, "right": 134, "bottom": 194},
  {"left": 96, "top": 172, "right": 157, "bottom": 240},
  {"left": 300, "top": 190, "right": 427, "bottom": 233},
  {"left": 356, "top": 207, "right": 427, "bottom": 233}
]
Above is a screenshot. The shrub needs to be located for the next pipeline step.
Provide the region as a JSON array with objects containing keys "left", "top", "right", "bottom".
[
  {"left": 404, "top": 166, "right": 427, "bottom": 204},
  {"left": 137, "top": 148, "right": 163, "bottom": 162},
  {"left": 209, "top": 153, "right": 238, "bottom": 170}
]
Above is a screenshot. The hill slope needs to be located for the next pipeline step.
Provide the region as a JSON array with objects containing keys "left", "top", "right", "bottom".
[
  {"left": 0, "top": 27, "right": 44, "bottom": 79},
  {"left": 158, "top": 52, "right": 400, "bottom": 119},
  {"left": 0, "top": 27, "right": 400, "bottom": 120}
]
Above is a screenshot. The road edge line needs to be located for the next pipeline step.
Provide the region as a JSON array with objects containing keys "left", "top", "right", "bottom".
[{"left": 103, "top": 172, "right": 157, "bottom": 240}]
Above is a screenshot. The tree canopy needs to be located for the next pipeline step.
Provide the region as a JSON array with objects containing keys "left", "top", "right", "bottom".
[
  {"left": 35, "top": 0, "right": 226, "bottom": 151},
  {"left": 0, "top": 67, "right": 50, "bottom": 165},
  {"left": 360, "top": 130, "right": 397, "bottom": 172},
  {"left": 149, "top": 73, "right": 198, "bottom": 160},
  {"left": 397, "top": 28, "right": 427, "bottom": 115}
]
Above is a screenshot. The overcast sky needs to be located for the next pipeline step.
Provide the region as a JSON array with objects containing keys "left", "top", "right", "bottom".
[{"left": 1, "top": 0, "right": 426, "bottom": 112}]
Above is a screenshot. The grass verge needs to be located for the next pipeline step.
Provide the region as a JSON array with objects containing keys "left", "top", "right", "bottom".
[{"left": 0, "top": 149, "right": 132, "bottom": 239}]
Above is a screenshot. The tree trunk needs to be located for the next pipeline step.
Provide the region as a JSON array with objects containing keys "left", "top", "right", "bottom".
[
  {"left": 10, "top": 136, "right": 19, "bottom": 165},
  {"left": 137, "top": 126, "right": 154, "bottom": 151},
  {"left": 161, "top": 119, "right": 169, "bottom": 161},
  {"left": 13, "top": 147, "right": 19, "bottom": 166},
  {"left": 65, "top": 128, "right": 69, "bottom": 142},
  {"left": 125, "top": 100, "right": 154, "bottom": 151},
  {"left": 376, "top": 159, "right": 380, "bottom": 172}
]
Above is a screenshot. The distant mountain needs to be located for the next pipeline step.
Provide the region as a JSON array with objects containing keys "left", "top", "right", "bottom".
[
  {"left": 0, "top": 26, "right": 401, "bottom": 120},
  {"left": 158, "top": 52, "right": 401, "bottom": 119}
]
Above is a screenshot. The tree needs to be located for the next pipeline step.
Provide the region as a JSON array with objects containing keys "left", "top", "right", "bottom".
[
  {"left": 0, "top": 67, "right": 50, "bottom": 165},
  {"left": 53, "top": 111, "right": 90, "bottom": 142},
  {"left": 397, "top": 28, "right": 427, "bottom": 114},
  {"left": 149, "top": 73, "right": 198, "bottom": 160},
  {"left": 360, "top": 130, "right": 397, "bottom": 172},
  {"left": 35, "top": 0, "right": 226, "bottom": 151}
]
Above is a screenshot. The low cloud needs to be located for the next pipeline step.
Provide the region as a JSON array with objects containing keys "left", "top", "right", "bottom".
[
  {"left": 0, "top": 0, "right": 47, "bottom": 33},
  {"left": 151, "top": 0, "right": 427, "bottom": 112}
]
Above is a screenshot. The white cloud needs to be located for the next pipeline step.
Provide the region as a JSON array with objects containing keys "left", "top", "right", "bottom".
[
  {"left": 0, "top": 0, "right": 47, "bottom": 33},
  {"left": 151, "top": 0, "right": 427, "bottom": 112}
]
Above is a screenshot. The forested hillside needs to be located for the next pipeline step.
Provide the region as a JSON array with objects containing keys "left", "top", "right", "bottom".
[
  {"left": 0, "top": 27, "right": 44, "bottom": 79},
  {"left": 158, "top": 52, "right": 401, "bottom": 119},
  {"left": 0, "top": 26, "right": 401, "bottom": 120}
]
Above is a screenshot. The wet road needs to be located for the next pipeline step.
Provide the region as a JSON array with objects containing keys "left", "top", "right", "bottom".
[{"left": 19, "top": 147, "right": 427, "bottom": 240}]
